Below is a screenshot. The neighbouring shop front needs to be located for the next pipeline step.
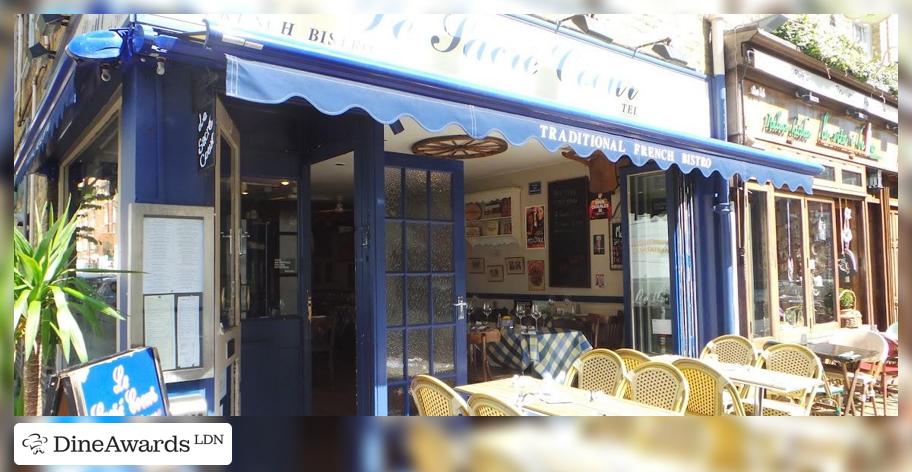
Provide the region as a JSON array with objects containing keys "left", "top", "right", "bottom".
[
  {"left": 726, "top": 31, "right": 899, "bottom": 343},
  {"left": 14, "top": 14, "right": 821, "bottom": 416}
]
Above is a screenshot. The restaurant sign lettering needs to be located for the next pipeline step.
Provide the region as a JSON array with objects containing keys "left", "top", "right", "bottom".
[{"left": 142, "top": 14, "right": 712, "bottom": 136}]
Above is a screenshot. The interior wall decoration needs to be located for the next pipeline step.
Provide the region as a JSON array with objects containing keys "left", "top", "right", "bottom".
[
  {"left": 525, "top": 205, "right": 545, "bottom": 249},
  {"left": 486, "top": 264, "right": 504, "bottom": 282},
  {"left": 468, "top": 257, "right": 485, "bottom": 274},
  {"left": 610, "top": 222, "right": 623, "bottom": 270},
  {"left": 593, "top": 234, "right": 606, "bottom": 255},
  {"left": 527, "top": 260, "right": 546, "bottom": 291},
  {"left": 505, "top": 257, "right": 525, "bottom": 274}
]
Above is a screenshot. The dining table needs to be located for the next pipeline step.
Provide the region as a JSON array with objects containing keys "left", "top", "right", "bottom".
[
  {"left": 486, "top": 327, "right": 592, "bottom": 383},
  {"left": 651, "top": 354, "right": 822, "bottom": 416},
  {"left": 805, "top": 341, "right": 879, "bottom": 416},
  {"left": 456, "top": 377, "right": 677, "bottom": 416}
]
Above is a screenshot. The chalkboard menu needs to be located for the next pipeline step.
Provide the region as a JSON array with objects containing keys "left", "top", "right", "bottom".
[
  {"left": 548, "top": 177, "right": 591, "bottom": 288},
  {"left": 52, "top": 347, "right": 170, "bottom": 416}
]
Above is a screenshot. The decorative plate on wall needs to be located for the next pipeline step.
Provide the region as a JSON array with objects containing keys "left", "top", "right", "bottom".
[{"left": 411, "top": 135, "right": 508, "bottom": 159}]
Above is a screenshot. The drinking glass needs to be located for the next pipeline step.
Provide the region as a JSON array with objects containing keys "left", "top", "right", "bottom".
[
  {"left": 515, "top": 304, "right": 526, "bottom": 332},
  {"left": 482, "top": 301, "right": 493, "bottom": 326},
  {"left": 530, "top": 304, "right": 542, "bottom": 333}
]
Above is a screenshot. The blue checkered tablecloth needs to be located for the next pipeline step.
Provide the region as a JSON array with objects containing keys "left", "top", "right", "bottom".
[{"left": 486, "top": 328, "right": 592, "bottom": 383}]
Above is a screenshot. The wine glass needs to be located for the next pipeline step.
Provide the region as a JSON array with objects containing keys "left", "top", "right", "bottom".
[
  {"left": 530, "top": 304, "right": 542, "bottom": 333},
  {"left": 515, "top": 304, "right": 526, "bottom": 332},
  {"left": 482, "top": 301, "right": 493, "bottom": 326}
]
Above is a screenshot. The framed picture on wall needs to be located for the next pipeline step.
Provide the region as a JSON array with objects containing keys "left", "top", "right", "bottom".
[
  {"left": 525, "top": 205, "right": 545, "bottom": 249},
  {"left": 486, "top": 265, "right": 504, "bottom": 282},
  {"left": 505, "top": 257, "right": 525, "bottom": 274},
  {"left": 610, "top": 222, "right": 623, "bottom": 270},
  {"left": 527, "top": 259, "right": 545, "bottom": 290},
  {"left": 468, "top": 258, "right": 485, "bottom": 274},
  {"left": 593, "top": 234, "right": 605, "bottom": 255}
]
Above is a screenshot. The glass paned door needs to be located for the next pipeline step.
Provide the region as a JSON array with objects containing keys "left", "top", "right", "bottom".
[
  {"left": 807, "top": 200, "right": 837, "bottom": 326},
  {"left": 383, "top": 154, "right": 465, "bottom": 415},
  {"left": 774, "top": 197, "right": 806, "bottom": 331},
  {"left": 215, "top": 99, "right": 242, "bottom": 415},
  {"left": 747, "top": 189, "right": 772, "bottom": 338},
  {"left": 627, "top": 172, "right": 672, "bottom": 354}
]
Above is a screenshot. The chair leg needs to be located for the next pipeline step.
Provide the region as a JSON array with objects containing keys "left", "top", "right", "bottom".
[
  {"left": 881, "top": 372, "right": 888, "bottom": 416},
  {"left": 859, "top": 384, "right": 868, "bottom": 416}
]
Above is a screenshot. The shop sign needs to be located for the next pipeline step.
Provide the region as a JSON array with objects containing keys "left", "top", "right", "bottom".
[
  {"left": 142, "top": 14, "right": 712, "bottom": 136},
  {"left": 762, "top": 111, "right": 811, "bottom": 142},
  {"left": 750, "top": 48, "right": 897, "bottom": 123},
  {"left": 818, "top": 113, "right": 869, "bottom": 156}
]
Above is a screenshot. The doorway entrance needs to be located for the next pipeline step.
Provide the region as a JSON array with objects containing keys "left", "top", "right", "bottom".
[{"left": 309, "top": 152, "right": 357, "bottom": 415}]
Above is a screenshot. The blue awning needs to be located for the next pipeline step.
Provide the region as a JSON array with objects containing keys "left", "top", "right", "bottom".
[
  {"left": 13, "top": 53, "right": 78, "bottom": 187},
  {"left": 226, "top": 53, "right": 819, "bottom": 192}
]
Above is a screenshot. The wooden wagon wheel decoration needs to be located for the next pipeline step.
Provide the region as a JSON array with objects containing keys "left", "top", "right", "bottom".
[{"left": 411, "top": 135, "right": 508, "bottom": 159}]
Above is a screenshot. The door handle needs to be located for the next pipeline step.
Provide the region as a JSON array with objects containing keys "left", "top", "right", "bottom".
[{"left": 454, "top": 296, "right": 468, "bottom": 320}]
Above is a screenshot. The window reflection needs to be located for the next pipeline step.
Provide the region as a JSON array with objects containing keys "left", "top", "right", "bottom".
[
  {"left": 67, "top": 119, "right": 119, "bottom": 362},
  {"left": 748, "top": 191, "right": 771, "bottom": 337},
  {"left": 775, "top": 197, "right": 805, "bottom": 329},
  {"left": 808, "top": 201, "right": 836, "bottom": 325}
]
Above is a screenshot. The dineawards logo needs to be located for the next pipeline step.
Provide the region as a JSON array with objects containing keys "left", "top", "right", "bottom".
[{"left": 14, "top": 423, "right": 232, "bottom": 466}]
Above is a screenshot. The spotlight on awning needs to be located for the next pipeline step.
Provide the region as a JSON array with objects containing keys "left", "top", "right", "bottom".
[
  {"left": 28, "top": 42, "right": 55, "bottom": 60},
  {"left": 650, "top": 41, "right": 688, "bottom": 66},
  {"left": 795, "top": 89, "right": 819, "bottom": 104},
  {"left": 389, "top": 119, "right": 405, "bottom": 135},
  {"left": 556, "top": 14, "right": 613, "bottom": 43},
  {"left": 846, "top": 109, "right": 868, "bottom": 121}
]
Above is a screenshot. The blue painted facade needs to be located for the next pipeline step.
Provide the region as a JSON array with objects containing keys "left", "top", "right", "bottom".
[{"left": 15, "top": 15, "right": 825, "bottom": 416}]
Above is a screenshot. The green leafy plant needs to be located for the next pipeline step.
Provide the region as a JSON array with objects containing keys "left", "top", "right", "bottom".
[
  {"left": 773, "top": 15, "right": 898, "bottom": 96},
  {"left": 838, "top": 288, "right": 857, "bottom": 310},
  {"left": 13, "top": 202, "right": 124, "bottom": 415}
]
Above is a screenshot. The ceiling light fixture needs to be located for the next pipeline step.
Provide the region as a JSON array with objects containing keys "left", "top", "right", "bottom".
[
  {"left": 411, "top": 135, "right": 508, "bottom": 159},
  {"left": 280, "top": 180, "right": 290, "bottom": 186}
]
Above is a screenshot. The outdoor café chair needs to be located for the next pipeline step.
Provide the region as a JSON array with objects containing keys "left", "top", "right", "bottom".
[
  {"left": 700, "top": 334, "right": 757, "bottom": 366},
  {"left": 672, "top": 358, "right": 746, "bottom": 416},
  {"left": 620, "top": 361, "right": 689, "bottom": 415},
  {"left": 468, "top": 393, "right": 523, "bottom": 416},
  {"left": 745, "top": 343, "right": 822, "bottom": 416},
  {"left": 826, "top": 329, "right": 888, "bottom": 415},
  {"left": 410, "top": 374, "right": 470, "bottom": 416},
  {"left": 564, "top": 348, "right": 626, "bottom": 397},
  {"left": 616, "top": 348, "right": 652, "bottom": 398}
]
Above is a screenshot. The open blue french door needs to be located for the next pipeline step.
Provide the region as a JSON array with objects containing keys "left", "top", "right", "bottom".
[{"left": 378, "top": 152, "right": 466, "bottom": 415}]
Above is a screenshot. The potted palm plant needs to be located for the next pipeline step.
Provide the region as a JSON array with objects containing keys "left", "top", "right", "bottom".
[{"left": 13, "top": 203, "right": 124, "bottom": 415}]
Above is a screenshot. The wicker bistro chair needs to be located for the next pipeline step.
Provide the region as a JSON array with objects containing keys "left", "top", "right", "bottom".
[
  {"left": 468, "top": 393, "right": 523, "bottom": 416},
  {"left": 745, "top": 343, "right": 823, "bottom": 416},
  {"left": 410, "top": 375, "right": 470, "bottom": 416},
  {"left": 564, "top": 349, "right": 626, "bottom": 397},
  {"left": 616, "top": 349, "right": 652, "bottom": 398},
  {"left": 616, "top": 348, "right": 651, "bottom": 372},
  {"left": 672, "top": 358, "right": 746, "bottom": 416},
  {"left": 700, "top": 335, "right": 757, "bottom": 366},
  {"left": 620, "top": 361, "right": 689, "bottom": 415}
]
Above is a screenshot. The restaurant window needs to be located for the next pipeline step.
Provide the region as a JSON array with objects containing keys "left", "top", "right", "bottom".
[
  {"left": 841, "top": 169, "right": 863, "bottom": 187},
  {"left": 837, "top": 199, "right": 867, "bottom": 319},
  {"left": 774, "top": 196, "right": 806, "bottom": 331},
  {"left": 818, "top": 165, "right": 836, "bottom": 181},
  {"left": 65, "top": 117, "right": 119, "bottom": 362},
  {"left": 747, "top": 190, "right": 771, "bottom": 338},
  {"left": 627, "top": 172, "right": 672, "bottom": 354},
  {"left": 807, "top": 200, "right": 837, "bottom": 325}
]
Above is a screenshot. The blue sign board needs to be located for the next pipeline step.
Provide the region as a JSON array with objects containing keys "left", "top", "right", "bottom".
[{"left": 55, "top": 347, "right": 169, "bottom": 416}]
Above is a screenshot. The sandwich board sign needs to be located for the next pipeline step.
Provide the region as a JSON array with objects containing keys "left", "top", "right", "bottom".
[{"left": 52, "top": 347, "right": 170, "bottom": 416}]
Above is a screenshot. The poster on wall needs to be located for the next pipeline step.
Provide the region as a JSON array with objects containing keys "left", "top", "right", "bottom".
[
  {"left": 589, "top": 192, "right": 612, "bottom": 220},
  {"left": 595, "top": 273, "right": 605, "bottom": 288},
  {"left": 528, "top": 260, "right": 546, "bottom": 291},
  {"left": 610, "top": 222, "right": 623, "bottom": 270},
  {"left": 525, "top": 205, "right": 545, "bottom": 249},
  {"left": 593, "top": 234, "right": 605, "bottom": 255}
]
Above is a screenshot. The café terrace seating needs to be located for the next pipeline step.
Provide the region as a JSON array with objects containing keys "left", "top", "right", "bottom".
[{"left": 412, "top": 331, "right": 896, "bottom": 417}]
